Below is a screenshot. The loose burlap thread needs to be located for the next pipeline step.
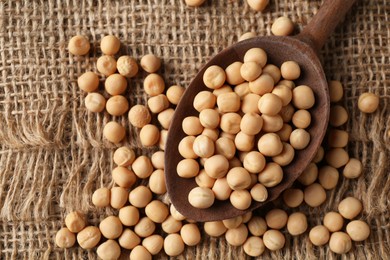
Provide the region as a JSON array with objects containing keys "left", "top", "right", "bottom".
[{"left": 0, "top": 0, "right": 389, "bottom": 259}]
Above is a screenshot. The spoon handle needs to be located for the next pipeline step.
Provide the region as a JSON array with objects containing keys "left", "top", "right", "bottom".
[{"left": 297, "top": 0, "right": 356, "bottom": 52}]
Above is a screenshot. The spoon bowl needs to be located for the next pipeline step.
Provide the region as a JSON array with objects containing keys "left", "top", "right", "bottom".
[{"left": 165, "top": 0, "right": 356, "bottom": 222}]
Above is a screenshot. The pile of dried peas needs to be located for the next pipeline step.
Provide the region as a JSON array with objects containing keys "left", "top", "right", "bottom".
[
  {"left": 57, "top": 23, "right": 379, "bottom": 258},
  {"left": 181, "top": 48, "right": 315, "bottom": 210}
]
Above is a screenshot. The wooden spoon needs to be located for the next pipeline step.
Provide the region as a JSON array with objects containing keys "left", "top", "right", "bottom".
[{"left": 165, "top": 0, "right": 356, "bottom": 222}]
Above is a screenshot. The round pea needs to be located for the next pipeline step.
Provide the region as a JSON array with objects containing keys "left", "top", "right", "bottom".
[
  {"left": 55, "top": 227, "right": 76, "bottom": 248},
  {"left": 188, "top": 186, "right": 215, "bottom": 209},
  {"left": 97, "top": 55, "right": 117, "bottom": 76},
  {"left": 263, "top": 229, "right": 285, "bottom": 250},
  {"left": 180, "top": 223, "right": 201, "bottom": 246},
  {"left": 338, "top": 197, "right": 363, "bottom": 219},
  {"left": 287, "top": 212, "right": 307, "bottom": 236},
  {"left": 304, "top": 183, "right": 326, "bottom": 207},
  {"left": 118, "top": 229, "right": 140, "bottom": 249},
  {"left": 103, "top": 121, "right": 125, "bottom": 143},
  {"left": 204, "top": 221, "right": 227, "bottom": 237},
  {"left": 329, "top": 232, "right": 352, "bottom": 254},
  {"left": 164, "top": 233, "right": 185, "bottom": 256},
  {"left": 117, "top": 55, "right": 138, "bottom": 78},
  {"left": 142, "top": 234, "right": 164, "bottom": 255},
  {"left": 358, "top": 92, "right": 379, "bottom": 113},
  {"left": 96, "top": 240, "right": 121, "bottom": 260},
  {"left": 140, "top": 54, "right": 161, "bottom": 73},
  {"left": 225, "top": 224, "right": 248, "bottom": 246},
  {"left": 65, "top": 211, "right": 86, "bottom": 233},
  {"left": 76, "top": 226, "right": 101, "bottom": 249},
  {"left": 323, "top": 211, "right": 344, "bottom": 232},
  {"left": 100, "top": 35, "right": 120, "bottom": 55},
  {"left": 99, "top": 216, "right": 123, "bottom": 239},
  {"left": 85, "top": 92, "right": 106, "bottom": 113},
  {"left": 265, "top": 209, "right": 288, "bottom": 230},
  {"left": 271, "top": 16, "right": 294, "bottom": 36},
  {"left": 309, "top": 225, "right": 330, "bottom": 246},
  {"left": 78, "top": 71, "right": 99, "bottom": 92},
  {"left": 68, "top": 35, "right": 90, "bottom": 55},
  {"left": 346, "top": 220, "right": 370, "bottom": 241},
  {"left": 243, "top": 236, "right": 265, "bottom": 257},
  {"left": 105, "top": 73, "right": 127, "bottom": 95}
]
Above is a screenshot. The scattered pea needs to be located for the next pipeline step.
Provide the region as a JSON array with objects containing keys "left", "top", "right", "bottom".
[
  {"left": 128, "top": 104, "right": 152, "bottom": 128},
  {"left": 225, "top": 224, "right": 248, "bottom": 246},
  {"left": 147, "top": 94, "right": 169, "bottom": 114},
  {"left": 265, "top": 209, "right": 288, "bottom": 230},
  {"left": 271, "top": 16, "right": 294, "bottom": 36},
  {"left": 142, "top": 234, "right": 164, "bottom": 255},
  {"left": 140, "top": 124, "right": 160, "bottom": 147},
  {"left": 328, "top": 80, "right": 344, "bottom": 102},
  {"left": 243, "top": 236, "right": 265, "bottom": 257},
  {"left": 103, "top": 121, "right": 126, "bottom": 143},
  {"left": 343, "top": 158, "right": 363, "bottom": 179},
  {"left": 287, "top": 212, "right": 307, "bottom": 236},
  {"left": 97, "top": 55, "right": 117, "bottom": 76},
  {"left": 309, "top": 225, "right": 330, "bottom": 246},
  {"left": 96, "top": 240, "right": 121, "bottom": 260},
  {"left": 145, "top": 200, "right": 169, "bottom": 223},
  {"left": 110, "top": 187, "right": 128, "bottom": 209},
  {"left": 128, "top": 186, "right": 151, "bottom": 208},
  {"left": 78, "top": 71, "right": 99, "bottom": 92},
  {"left": 358, "top": 92, "right": 379, "bottom": 113},
  {"left": 304, "top": 183, "right": 326, "bottom": 207},
  {"left": 118, "top": 229, "right": 141, "bottom": 250},
  {"left": 180, "top": 223, "right": 201, "bottom": 246},
  {"left": 329, "top": 105, "right": 348, "bottom": 127},
  {"left": 329, "top": 232, "right": 352, "bottom": 254},
  {"left": 85, "top": 92, "right": 106, "bottom": 113},
  {"left": 112, "top": 166, "right": 136, "bottom": 188},
  {"left": 99, "top": 216, "right": 123, "bottom": 239},
  {"left": 149, "top": 169, "right": 167, "bottom": 195},
  {"left": 338, "top": 197, "right": 363, "bottom": 220},
  {"left": 164, "top": 233, "right": 185, "bottom": 256},
  {"left": 166, "top": 85, "right": 185, "bottom": 105},
  {"left": 113, "top": 146, "right": 135, "bottom": 167},
  {"left": 162, "top": 216, "right": 183, "bottom": 234},
  {"left": 282, "top": 188, "right": 303, "bottom": 208},
  {"left": 263, "top": 229, "right": 285, "bottom": 250},
  {"left": 246, "top": 0, "right": 269, "bottom": 11},
  {"left": 140, "top": 54, "right": 161, "bottom": 73},
  {"left": 118, "top": 205, "right": 139, "bottom": 226},
  {"left": 68, "top": 35, "right": 90, "bottom": 55},
  {"left": 117, "top": 55, "right": 138, "bottom": 78},
  {"left": 323, "top": 211, "right": 344, "bottom": 232},
  {"left": 105, "top": 95, "right": 129, "bottom": 116},
  {"left": 204, "top": 221, "right": 227, "bottom": 237},
  {"left": 134, "top": 217, "right": 156, "bottom": 238},
  {"left": 76, "top": 226, "right": 101, "bottom": 249},
  {"left": 55, "top": 227, "right": 76, "bottom": 248},
  {"left": 92, "top": 187, "right": 110, "bottom": 207},
  {"left": 346, "top": 220, "right": 370, "bottom": 241},
  {"left": 132, "top": 155, "right": 154, "bottom": 179},
  {"left": 65, "top": 211, "right": 86, "bottom": 233}
]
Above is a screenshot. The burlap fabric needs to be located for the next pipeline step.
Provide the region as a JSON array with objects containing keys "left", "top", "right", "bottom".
[{"left": 0, "top": 0, "right": 389, "bottom": 259}]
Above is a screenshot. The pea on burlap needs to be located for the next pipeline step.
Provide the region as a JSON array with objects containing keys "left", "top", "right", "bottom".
[{"left": 0, "top": 0, "right": 389, "bottom": 259}]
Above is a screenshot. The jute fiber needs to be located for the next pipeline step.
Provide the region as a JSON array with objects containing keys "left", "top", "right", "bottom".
[{"left": 0, "top": 0, "right": 389, "bottom": 259}]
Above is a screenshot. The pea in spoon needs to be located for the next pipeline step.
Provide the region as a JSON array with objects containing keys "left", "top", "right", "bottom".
[{"left": 165, "top": 0, "right": 356, "bottom": 222}]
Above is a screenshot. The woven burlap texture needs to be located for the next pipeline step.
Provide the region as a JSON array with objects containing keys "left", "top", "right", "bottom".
[{"left": 0, "top": 0, "right": 389, "bottom": 259}]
